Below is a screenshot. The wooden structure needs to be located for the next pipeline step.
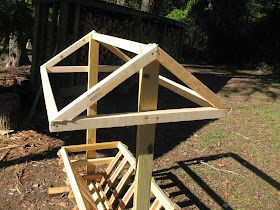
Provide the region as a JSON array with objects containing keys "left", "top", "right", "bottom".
[
  {"left": 55, "top": 141, "right": 180, "bottom": 209},
  {"left": 41, "top": 30, "right": 228, "bottom": 209}
]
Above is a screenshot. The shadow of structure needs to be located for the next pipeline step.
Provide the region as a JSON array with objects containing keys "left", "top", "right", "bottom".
[{"left": 153, "top": 153, "right": 280, "bottom": 209}]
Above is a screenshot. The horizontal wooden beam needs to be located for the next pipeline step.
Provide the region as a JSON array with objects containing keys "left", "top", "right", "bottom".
[
  {"left": 48, "top": 186, "right": 71, "bottom": 195},
  {"left": 71, "top": 157, "right": 114, "bottom": 166},
  {"left": 93, "top": 32, "right": 147, "bottom": 54},
  {"left": 50, "top": 107, "right": 227, "bottom": 132},
  {"left": 64, "top": 141, "right": 120, "bottom": 153},
  {"left": 47, "top": 65, "right": 120, "bottom": 73},
  {"left": 158, "top": 75, "right": 212, "bottom": 107},
  {"left": 52, "top": 44, "right": 157, "bottom": 121}
]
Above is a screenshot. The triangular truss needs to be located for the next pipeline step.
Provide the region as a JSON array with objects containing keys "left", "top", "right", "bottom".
[{"left": 41, "top": 30, "right": 229, "bottom": 132}]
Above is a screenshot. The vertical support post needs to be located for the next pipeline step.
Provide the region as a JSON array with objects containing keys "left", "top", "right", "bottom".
[
  {"left": 134, "top": 61, "right": 160, "bottom": 210},
  {"left": 86, "top": 37, "right": 99, "bottom": 174}
]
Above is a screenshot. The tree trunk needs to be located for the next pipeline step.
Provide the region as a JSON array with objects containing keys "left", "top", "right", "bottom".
[
  {"left": 6, "top": 32, "right": 30, "bottom": 67},
  {"left": 0, "top": 93, "right": 20, "bottom": 130},
  {"left": 117, "top": 0, "right": 129, "bottom": 6},
  {"left": 141, "top": 0, "right": 160, "bottom": 13}
]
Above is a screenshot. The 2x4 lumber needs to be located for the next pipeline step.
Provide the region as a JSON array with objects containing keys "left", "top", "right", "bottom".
[
  {"left": 59, "top": 148, "right": 87, "bottom": 210},
  {"left": 134, "top": 61, "right": 160, "bottom": 210},
  {"left": 156, "top": 47, "right": 227, "bottom": 109},
  {"left": 101, "top": 43, "right": 131, "bottom": 62},
  {"left": 40, "top": 66, "right": 58, "bottom": 122},
  {"left": 42, "top": 31, "right": 93, "bottom": 68},
  {"left": 150, "top": 199, "right": 162, "bottom": 210},
  {"left": 71, "top": 157, "right": 114, "bottom": 167},
  {"left": 47, "top": 65, "right": 119, "bottom": 73},
  {"left": 109, "top": 166, "right": 134, "bottom": 204},
  {"left": 92, "top": 32, "right": 147, "bottom": 54},
  {"left": 87, "top": 38, "right": 99, "bottom": 174},
  {"left": 50, "top": 107, "right": 227, "bottom": 132},
  {"left": 64, "top": 141, "right": 119, "bottom": 153},
  {"left": 158, "top": 75, "right": 212, "bottom": 107},
  {"left": 52, "top": 44, "right": 158, "bottom": 121}
]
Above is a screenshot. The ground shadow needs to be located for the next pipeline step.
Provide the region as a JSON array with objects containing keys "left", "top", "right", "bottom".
[{"left": 153, "top": 152, "right": 280, "bottom": 209}]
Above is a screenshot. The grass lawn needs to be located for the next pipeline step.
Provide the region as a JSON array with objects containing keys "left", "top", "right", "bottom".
[{"left": 154, "top": 70, "right": 280, "bottom": 209}]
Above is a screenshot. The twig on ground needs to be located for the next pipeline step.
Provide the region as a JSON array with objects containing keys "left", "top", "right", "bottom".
[
  {"left": 201, "top": 161, "right": 239, "bottom": 175},
  {"left": 0, "top": 149, "right": 10, "bottom": 161},
  {"left": 231, "top": 131, "right": 249, "bottom": 140},
  {"left": 0, "top": 145, "right": 21, "bottom": 151}
]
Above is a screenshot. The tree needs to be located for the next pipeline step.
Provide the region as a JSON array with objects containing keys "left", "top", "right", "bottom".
[
  {"left": 141, "top": 0, "right": 160, "bottom": 14},
  {"left": 0, "top": 0, "right": 32, "bottom": 67}
]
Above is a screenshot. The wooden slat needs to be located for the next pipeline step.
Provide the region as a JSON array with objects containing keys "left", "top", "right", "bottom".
[
  {"left": 50, "top": 107, "right": 228, "bottom": 132},
  {"left": 117, "top": 143, "right": 179, "bottom": 210},
  {"left": 52, "top": 44, "right": 157, "bottom": 121},
  {"left": 87, "top": 38, "right": 99, "bottom": 174},
  {"left": 47, "top": 66, "right": 88, "bottom": 73},
  {"left": 104, "top": 158, "right": 128, "bottom": 194},
  {"left": 117, "top": 182, "right": 135, "bottom": 210},
  {"left": 150, "top": 199, "right": 162, "bottom": 210},
  {"left": 71, "top": 157, "right": 114, "bottom": 166},
  {"left": 64, "top": 141, "right": 119, "bottom": 153},
  {"left": 47, "top": 65, "right": 120, "bottom": 73},
  {"left": 89, "top": 182, "right": 112, "bottom": 210},
  {"left": 40, "top": 66, "right": 58, "bottom": 122},
  {"left": 42, "top": 31, "right": 93, "bottom": 68},
  {"left": 48, "top": 186, "right": 71, "bottom": 195},
  {"left": 134, "top": 61, "right": 160, "bottom": 210},
  {"left": 158, "top": 75, "right": 212, "bottom": 107},
  {"left": 109, "top": 166, "right": 134, "bottom": 204},
  {"left": 156, "top": 47, "right": 227, "bottom": 109},
  {"left": 101, "top": 43, "right": 131, "bottom": 62},
  {"left": 59, "top": 148, "right": 87, "bottom": 210},
  {"left": 100, "top": 151, "right": 123, "bottom": 186},
  {"left": 93, "top": 32, "right": 147, "bottom": 54}
]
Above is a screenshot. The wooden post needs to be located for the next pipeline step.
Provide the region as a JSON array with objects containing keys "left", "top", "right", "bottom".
[
  {"left": 134, "top": 61, "right": 160, "bottom": 210},
  {"left": 86, "top": 38, "right": 99, "bottom": 174}
]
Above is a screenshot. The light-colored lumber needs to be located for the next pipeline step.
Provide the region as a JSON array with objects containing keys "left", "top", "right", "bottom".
[
  {"left": 47, "top": 66, "right": 88, "bottom": 73},
  {"left": 47, "top": 65, "right": 120, "bottom": 73},
  {"left": 117, "top": 142, "right": 179, "bottom": 210},
  {"left": 99, "top": 44, "right": 211, "bottom": 108},
  {"left": 156, "top": 47, "right": 227, "bottom": 109},
  {"left": 109, "top": 166, "right": 134, "bottom": 204},
  {"left": 134, "top": 61, "right": 160, "bottom": 210},
  {"left": 87, "top": 38, "right": 99, "bottom": 174},
  {"left": 64, "top": 141, "right": 119, "bottom": 153},
  {"left": 104, "top": 158, "right": 128, "bottom": 194},
  {"left": 101, "top": 43, "right": 131, "bottom": 62},
  {"left": 117, "top": 182, "right": 135, "bottom": 210},
  {"left": 100, "top": 151, "right": 123, "bottom": 186},
  {"left": 42, "top": 32, "right": 93, "bottom": 68},
  {"left": 52, "top": 44, "right": 157, "bottom": 121},
  {"left": 158, "top": 75, "right": 212, "bottom": 107},
  {"left": 59, "top": 148, "right": 87, "bottom": 210},
  {"left": 48, "top": 186, "right": 71, "bottom": 195},
  {"left": 92, "top": 32, "right": 147, "bottom": 54},
  {"left": 89, "top": 182, "right": 112, "bottom": 210},
  {"left": 40, "top": 66, "right": 58, "bottom": 122},
  {"left": 50, "top": 107, "right": 227, "bottom": 132},
  {"left": 71, "top": 157, "right": 114, "bottom": 167},
  {"left": 150, "top": 199, "right": 162, "bottom": 210}
]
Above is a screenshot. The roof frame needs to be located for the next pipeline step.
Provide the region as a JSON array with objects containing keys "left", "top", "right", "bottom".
[{"left": 41, "top": 30, "right": 228, "bottom": 132}]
